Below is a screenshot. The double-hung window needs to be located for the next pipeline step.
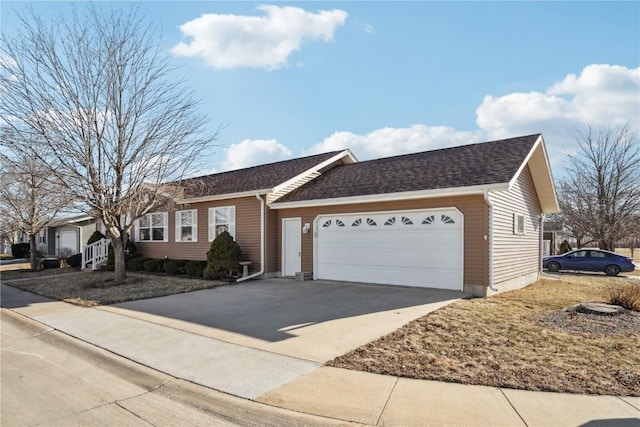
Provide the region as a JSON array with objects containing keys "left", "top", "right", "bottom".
[
  {"left": 176, "top": 209, "right": 198, "bottom": 242},
  {"left": 136, "top": 212, "right": 168, "bottom": 242},
  {"left": 209, "top": 206, "right": 235, "bottom": 241}
]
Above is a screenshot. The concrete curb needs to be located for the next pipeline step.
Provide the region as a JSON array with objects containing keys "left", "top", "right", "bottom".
[
  {"left": 1, "top": 308, "right": 358, "bottom": 427},
  {"left": 2, "top": 283, "right": 639, "bottom": 426}
]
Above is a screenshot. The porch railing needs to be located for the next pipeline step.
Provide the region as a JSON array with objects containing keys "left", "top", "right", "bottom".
[{"left": 82, "top": 238, "right": 110, "bottom": 270}]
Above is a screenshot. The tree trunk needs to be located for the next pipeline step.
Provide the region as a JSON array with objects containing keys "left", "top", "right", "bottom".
[
  {"left": 599, "top": 239, "right": 615, "bottom": 252},
  {"left": 29, "top": 234, "right": 38, "bottom": 271},
  {"left": 112, "top": 238, "right": 127, "bottom": 283}
]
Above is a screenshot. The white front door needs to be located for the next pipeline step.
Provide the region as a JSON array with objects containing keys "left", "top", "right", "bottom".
[{"left": 282, "top": 218, "right": 301, "bottom": 276}]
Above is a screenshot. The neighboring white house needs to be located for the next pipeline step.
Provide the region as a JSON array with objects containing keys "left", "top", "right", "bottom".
[{"left": 4, "top": 215, "right": 98, "bottom": 257}]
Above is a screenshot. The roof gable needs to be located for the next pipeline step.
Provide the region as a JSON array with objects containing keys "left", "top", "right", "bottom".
[
  {"left": 179, "top": 150, "right": 351, "bottom": 200},
  {"left": 275, "top": 135, "right": 542, "bottom": 204}
]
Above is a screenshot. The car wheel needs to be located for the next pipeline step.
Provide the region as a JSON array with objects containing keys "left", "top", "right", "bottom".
[
  {"left": 547, "top": 261, "right": 560, "bottom": 272},
  {"left": 605, "top": 264, "right": 621, "bottom": 276}
]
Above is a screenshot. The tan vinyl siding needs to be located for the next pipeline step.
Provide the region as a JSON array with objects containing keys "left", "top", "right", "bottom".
[
  {"left": 489, "top": 165, "right": 542, "bottom": 285},
  {"left": 136, "top": 196, "right": 263, "bottom": 273},
  {"left": 265, "top": 203, "right": 280, "bottom": 272},
  {"left": 275, "top": 195, "right": 489, "bottom": 288}
]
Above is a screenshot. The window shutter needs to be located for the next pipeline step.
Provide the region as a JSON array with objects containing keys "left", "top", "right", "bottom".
[
  {"left": 229, "top": 206, "right": 236, "bottom": 240},
  {"left": 162, "top": 212, "right": 169, "bottom": 242},
  {"left": 192, "top": 210, "right": 198, "bottom": 242},
  {"left": 208, "top": 208, "right": 214, "bottom": 241},
  {"left": 175, "top": 211, "right": 181, "bottom": 242},
  {"left": 134, "top": 218, "right": 140, "bottom": 242}
]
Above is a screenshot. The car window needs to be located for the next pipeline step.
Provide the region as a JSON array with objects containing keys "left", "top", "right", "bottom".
[
  {"left": 571, "top": 250, "right": 589, "bottom": 258},
  {"left": 589, "top": 251, "right": 606, "bottom": 258}
]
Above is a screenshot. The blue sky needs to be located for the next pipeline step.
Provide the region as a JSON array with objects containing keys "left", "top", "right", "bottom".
[{"left": 2, "top": 1, "right": 639, "bottom": 176}]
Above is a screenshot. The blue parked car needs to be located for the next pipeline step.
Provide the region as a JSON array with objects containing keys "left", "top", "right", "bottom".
[{"left": 543, "top": 249, "right": 636, "bottom": 276}]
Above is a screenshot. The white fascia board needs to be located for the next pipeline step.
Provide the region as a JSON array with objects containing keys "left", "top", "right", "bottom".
[
  {"left": 269, "top": 183, "right": 508, "bottom": 210},
  {"left": 66, "top": 216, "right": 95, "bottom": 224},
  {"left": 508, "top": 135, "right": 560, "bottom": 212},
  {"left": 179, "top": 189, "right": 272, "bottom": 204},
  {"left": 508, "top": 134, "right": 543, "bottom": 189},
  {"left": 270, "top": 150, "right": 358, "bottom": 197}
]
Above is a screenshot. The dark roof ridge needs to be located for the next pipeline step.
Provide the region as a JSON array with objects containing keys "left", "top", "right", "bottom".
[
  {"left": 349, "top": 133, "right": 542, "bottom": 166},
  {"left": 185, "top": 149, "right": 346, "bottom": 181}
]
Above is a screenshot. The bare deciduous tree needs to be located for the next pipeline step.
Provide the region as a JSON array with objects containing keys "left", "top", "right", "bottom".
[
  {"left": 0, "top": 141, "right": 73, "bottom": 270},
  {"left": 558, "top": 123, "right": 640, "bottom": 251},
  {"left": 1, "top": 6, "right": 219, "bottom": 282}
]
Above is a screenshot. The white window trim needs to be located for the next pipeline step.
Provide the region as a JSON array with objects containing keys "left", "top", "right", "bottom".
[
  {"left": 175, "top": 209, "right": 198, "bottom": 242},
  {"left": 513, "top": 213, "right": 525, "bottom": 235},
  {"left": 208, "top": 206, "right": 236, "bottom": 241},
  {"left": 135, "top": 212, "right": 169, "bottom": 242}
]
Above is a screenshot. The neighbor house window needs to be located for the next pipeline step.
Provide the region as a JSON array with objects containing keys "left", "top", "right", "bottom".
[
  {"left": 513, "top": 213, "right": 525, "bottom": 235},
  {"left": 38, "top": 229, "right": 47, "bottom": 244},
  {"left": 209, "top": 206, "right": 235, "bottom": 241},
  {"left": 176, "top": 209, "right": 198, "bottom": 242},
  {"left": 136, "top": 212, "right": 168, "bottom": 242}
]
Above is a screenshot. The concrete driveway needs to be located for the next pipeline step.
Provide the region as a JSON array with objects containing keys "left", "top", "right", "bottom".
[{"left": 102, "top": 278, "right": 468, "bottom": 362}]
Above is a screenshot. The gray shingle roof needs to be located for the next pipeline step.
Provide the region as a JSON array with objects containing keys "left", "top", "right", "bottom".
[
  {"left": 181, "top": 151, "right": 344, "bottom": 198},
  {"left": 275, "top": 135, "right": 540, "bottom": 203}
]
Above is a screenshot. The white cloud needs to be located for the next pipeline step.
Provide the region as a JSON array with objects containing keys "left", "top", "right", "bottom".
[
  {"left": 308, "top": 125, "right": 485, "bottom": 160},
  {"left": 203, "top": 63, "right": 637, "bottom": 179},
  {"left": 477, "top": 64, "right": 639, "bottom": 138},
  {"left": 476, "top": 64, "right": 639, "bottom": 172},
  {"left": 171, "top": 5, "right": 348, "bottom": 70},
  {"left": 221, "top": 139, "right": 292, "bottom": 171}
]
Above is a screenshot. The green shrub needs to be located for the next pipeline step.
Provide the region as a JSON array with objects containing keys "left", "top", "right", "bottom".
[
  {"left": 87, "top": 230, "right": 106, "bottom": 245},
  {"left": 164, "top": 259, "right": 188, "bottom": 275},
  {"left": 106, "top": 239, "right": 138, "bottom": 271},
  {"left": 185, "top": 260, "right": 207, "bottom": 278},
  {"left": 607, "top": 283, "right": 640, "bottom": 312},
  {"left": 67, "top": 253, "right": 82, "bottom": 268},
  {"left": 143, "top": 258, "right": 165, "bottom": 273},
  {"left": 11, "top": 243, "right": 30, "bottom": 258},
  {"left": 203, "top": 231, "right": 241, "bottom": 280},
  {"left": 126, "top": 257, "right": 147, "bottom": 271},
  {"left": 559, "top": 240, "right": 573, "bottom": 254}
]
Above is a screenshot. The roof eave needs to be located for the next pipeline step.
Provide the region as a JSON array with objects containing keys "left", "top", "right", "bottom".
[
  {"left": 269, "top": 183, "right": 508, "bottom": 210},
  {"left": 179, "top": 188, "right": 272, "bottom": 204}
]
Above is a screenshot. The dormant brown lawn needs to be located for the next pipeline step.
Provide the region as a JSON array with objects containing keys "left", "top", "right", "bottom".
[
  {"left": 3, "top": 264, "right": 638, "bottom": 396},
  {"left": 329, "top": 274, "right": 640, "bottom": 396},
  {"left": 1, "top": 268, "right": 221, "bottom": 307}
]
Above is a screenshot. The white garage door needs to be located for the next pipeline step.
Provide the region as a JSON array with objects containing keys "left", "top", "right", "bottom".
[
  {"left": 315, "top": 208, "right": 463, "bottom": 290},
  {"left": 58, "top": 231, "right": 77, "bottom": 254}
]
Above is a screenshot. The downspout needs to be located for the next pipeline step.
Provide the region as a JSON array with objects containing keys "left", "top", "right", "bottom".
[
  {"left": 484, "top": 189, "right": 499, "bottom": 293},
  {"left": 236, "top": 193, "right": 265, "bottom": 282},
  {"left": 539, "top": 213, "right": 545, "bottom": 276}
]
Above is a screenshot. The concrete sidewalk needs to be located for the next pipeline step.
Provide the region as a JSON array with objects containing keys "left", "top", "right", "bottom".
[{"left": 1, "top": 283, "right": 639, "bottom": 426}]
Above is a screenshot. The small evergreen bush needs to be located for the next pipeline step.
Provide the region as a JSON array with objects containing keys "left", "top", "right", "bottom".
[
  {"left": 106, "top": 239, "right": 138, "bottom": 271},
  {"left": 203, "top": 231, "right": 241, "bottom": 280},
  {"left": 143, "top": 258, "right": 165, "bottom": 273},
  {"left": 185, "top": 260, "right": 207, "bottom": 278},
  {"left": 67, "top": 253, "right": 82, "bottom": 268},
  {"left": 126, "top": 257, "right": 147, "bottom": 271},
  {"left": 87, "top": 230, "right": 106, "bottom": 245},
  {"left": 11, "top": 243, "right": 30, "bottom": 258},
  {"left": 164, "top": 259, "right": 188, "bottom": 275}
]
